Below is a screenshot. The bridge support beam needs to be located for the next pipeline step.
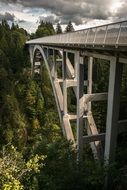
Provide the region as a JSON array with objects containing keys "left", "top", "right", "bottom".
[
  {"left": 29, "top": 46, "right": 34, "bottom": 76},
  {"left": 51, "top": 49, "right": 57, "bottom": 79},
  {"left": 76, "top": 53, "right": 84, "bottom": 161},
  {"left": 87, "top": 56, "right": 93, "bottom": 113},
  {"left": 62, "top": 51, "right": 67, "bottom": 115},
  {"left": 29, "top": 45, "right": 127, "bottom": 170},
  {"left": 31, "top": 46, "right": 105, "bottom": 161},
  {"left": 104, "top": 57, "right": 123, "bottom": 164},
  {"left": 104, "top": 56, "right": 123, "bottom": 189}
]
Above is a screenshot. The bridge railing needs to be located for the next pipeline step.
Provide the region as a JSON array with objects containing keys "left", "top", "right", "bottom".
[{"left": 27, "top": 20, "right": 127, "bottom": 46}]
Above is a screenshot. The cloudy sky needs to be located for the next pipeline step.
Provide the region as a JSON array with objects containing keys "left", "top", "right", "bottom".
[{"left": 0, "top": 0, "right": 126, "bottom": 33}]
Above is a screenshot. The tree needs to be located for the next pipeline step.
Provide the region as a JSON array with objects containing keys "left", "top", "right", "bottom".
[
  {"left": 11, "top": 23, "right": 19, "bottom": 31},
  {"left": 0, "top": 145, "right": 45, "bottom": 190},
  {"left": 35, "top": 21, "right": 55, "bottom": 38},
  {"left": 2, "top": 20, "right": 10, "bottom": 31},
  {"left": 56, "top": 23, "right": 62, "bottom": 34},
  {"left": 65, "top": 21, "right": 74, "bottom": 33},
  {"left": 0, "top": 35, "right": 9, "bottom": 54}
]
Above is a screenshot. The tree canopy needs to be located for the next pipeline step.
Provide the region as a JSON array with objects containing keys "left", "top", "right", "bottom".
[
  {"left": 65, "top": 21, "right": 74, "bottom": 33},
  {"left": 35, "top": 21, "right": 55, "bottom": 38},
  {"left": 56, "top": 23, "right": 62, "bottom": 34}
]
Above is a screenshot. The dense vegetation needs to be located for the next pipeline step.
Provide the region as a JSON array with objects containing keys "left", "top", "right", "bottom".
[{"left": 0, "top": 20, "right": 127, "bottom": 190}]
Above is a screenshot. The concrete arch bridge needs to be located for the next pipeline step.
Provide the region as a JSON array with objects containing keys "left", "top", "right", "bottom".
[{"left": 26, "top": 20, "right": 127, "bottom": 164}]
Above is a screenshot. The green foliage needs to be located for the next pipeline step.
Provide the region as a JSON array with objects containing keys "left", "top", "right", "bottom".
[
  {"left": 0, "top": 145, "right": 45, "bottom": 190},
  {"left": 56, "top": 23, "right": 62, "bottom": 34},
  {"left": 36, "top": 139, "right": 105, "bottom": 190},
  {"left": 93, "top": 58, "right": 109, "bottom": 92},
  {"left": 1, "top": 93, "right": 27, "bottom": 147},
  {"left": 112, "top": 166, "right": 127, "bottom": 190},
  {"left": 11, "top": 31, "right": 26, "bottom": 47},
  {"left": 65, "top": 21, "right": 74, "bottom": 33},
  {"left": 35, "top": 21, "right": 55, "bottom": 38},
  {"left": 0, "top": 21, "right": 28, "bottom": 76},
  {"left": 92, "top": 59, "right": 110, "bottom": 132}
]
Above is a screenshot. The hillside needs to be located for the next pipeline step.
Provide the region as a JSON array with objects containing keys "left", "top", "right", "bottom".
[{"left": 0, "top": 20, "right": 127, "bottom": 190}]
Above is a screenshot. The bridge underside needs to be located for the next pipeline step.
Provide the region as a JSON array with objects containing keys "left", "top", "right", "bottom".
[{"left": 28, "top": 43, "right": 127, "bottom": 163}]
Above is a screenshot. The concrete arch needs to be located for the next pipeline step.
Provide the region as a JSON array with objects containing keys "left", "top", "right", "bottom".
[
  {"left": 31, "top": 45, "right": 63, "bottom": 128},
  {"left": 33, "top": 45, "right": 50, "bottom": 74}
]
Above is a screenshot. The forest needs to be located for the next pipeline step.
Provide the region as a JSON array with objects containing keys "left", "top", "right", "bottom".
[{"left": 0, "top": 20, "right": 127, "bottom": 190}]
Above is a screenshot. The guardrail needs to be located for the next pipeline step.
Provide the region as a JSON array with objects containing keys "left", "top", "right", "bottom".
[{"left": 27, "top": 20, "right": 127, "bottom": 46}]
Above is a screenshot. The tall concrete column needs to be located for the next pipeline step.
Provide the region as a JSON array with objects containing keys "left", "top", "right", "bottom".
[
  {"left": 29, "top": 46, "right": 34, "bottom": 76},
  {"left": 62, "top": 51, "right": 67, "bottom": 115},
  {"left": 87, "top": 57, "right": 93, "bottom": 113},
  {"left": 76, "top": 53, "right": 84, "bottom": 161},
  {"left": 52, "top": 49, "right": 57, "bottom": 79},
  {"left": 104, "top": 57, "right": 123, "bottom": 164}
]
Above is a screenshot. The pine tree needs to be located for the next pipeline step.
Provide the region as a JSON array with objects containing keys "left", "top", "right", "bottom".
[
  {"left": 36, "top": 21, "right": 55, "bottom": 38},
  {"left": 56, "top": 23, "right": 62, "bottom": 34},
  {"left": 11, "top": 23, "right": 17, "bottom": 31},
  {"left": 2, "top": 20, "right": 10, "bottom": 31},
  {"left": 0, "top": 35, "right": 9, "bottom": 54},
  {"left": 65, "top": 21, "right": 74, "bottom": 33}
]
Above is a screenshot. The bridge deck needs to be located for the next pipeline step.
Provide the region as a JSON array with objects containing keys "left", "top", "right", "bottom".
[{"left": 27, "top": 20, "right": 127, "bottom": 51}]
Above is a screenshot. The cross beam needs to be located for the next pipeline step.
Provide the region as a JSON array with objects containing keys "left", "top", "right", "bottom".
[{"left": 29, "top": 44, "right": 126, "bottom": 165}]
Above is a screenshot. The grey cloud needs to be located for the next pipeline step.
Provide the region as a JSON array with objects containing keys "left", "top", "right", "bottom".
[
  {"left": 0, "top": 12, "right": 15, "bottom": 21},
  {"left": 18, "top": 19, "right": 27, "bottom": 23},
  {"left": 84, "top": 0, "right": 112, "bottom": 6},
  {"left": 0, "top": 0, "right": 125, "bottom": 25},
  {"left": 114, "top": 2, "right": 127, "bottom": 18},
  {"left": 39, "top": 15, "right": 59, "bottom": 24},
  {"left": 57, "top": 3, "right": 110, "bottom": 25},
  {"left": 0, "top": 0, "right": 17, "bottom": 3},
  {"left": 72, "top": 16, "right": 83, "bottom": 25}
]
